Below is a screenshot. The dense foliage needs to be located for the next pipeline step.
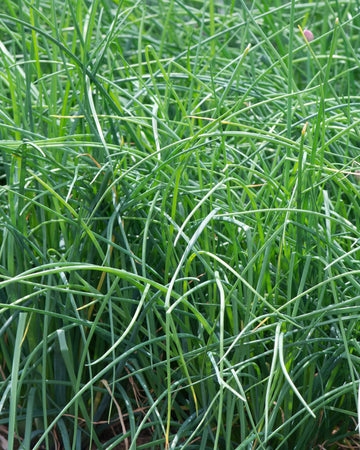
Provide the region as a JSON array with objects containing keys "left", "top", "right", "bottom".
[{"left": 1, "top": 0, "right": 360, "bottom": 448}]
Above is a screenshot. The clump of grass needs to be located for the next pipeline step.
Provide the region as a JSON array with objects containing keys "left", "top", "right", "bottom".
[{"left": 1, "top": 0, "right": 360, "bottom": 448}]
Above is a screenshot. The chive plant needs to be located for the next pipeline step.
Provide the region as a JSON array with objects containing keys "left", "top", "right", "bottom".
[{"left": 1, "top": 0, "right": 360, "bottom": 448}]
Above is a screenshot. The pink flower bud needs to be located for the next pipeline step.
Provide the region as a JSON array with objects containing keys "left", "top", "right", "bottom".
[{"left": 303, "top": 29, "right": 314, "bottom": 42}]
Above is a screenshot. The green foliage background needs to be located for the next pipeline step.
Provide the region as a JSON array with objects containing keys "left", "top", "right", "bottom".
[{"left": 1, "top": 0, "right": 360, "bottom": 448}]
